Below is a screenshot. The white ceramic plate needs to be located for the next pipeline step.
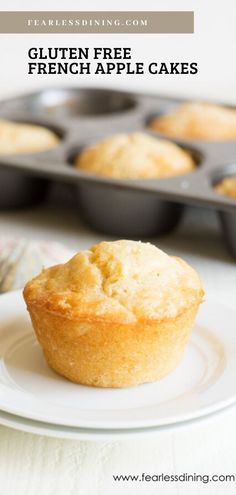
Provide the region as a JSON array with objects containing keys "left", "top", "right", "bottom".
[
  {"left": 0, "top": 291, "right": 235, "bottom": 430},
  {"left": 1, "top": 406, "right": 235, "bottom": 441},
  {"left": 0, "top": 408, "right": 199, "bottom": 441}
]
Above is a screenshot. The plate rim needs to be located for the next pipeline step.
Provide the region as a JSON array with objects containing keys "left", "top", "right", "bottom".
[{"left": 1, "top": 403, "right": 236, "bottom": 441}]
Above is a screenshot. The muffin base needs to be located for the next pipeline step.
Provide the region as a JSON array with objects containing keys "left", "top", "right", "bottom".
[{"left": 27, "top": 303, "right": 200, "bottom": 388}]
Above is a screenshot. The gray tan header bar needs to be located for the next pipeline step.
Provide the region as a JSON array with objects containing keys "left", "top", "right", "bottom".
[{"left": 0, "top": 11, "right": 194, "bottom": 34}]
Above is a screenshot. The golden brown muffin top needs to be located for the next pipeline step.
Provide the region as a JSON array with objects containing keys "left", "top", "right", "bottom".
[
  {"left": 75, "top": 132, "right": 195, "bottom": 179},
  {"left": 24, "top": 240, "right": 204, "bottom": 324},
  {"left": 150, "top": 102, "right": 236, "bottom": 141},
  {"left": 215, "top": 176, "right": 236, "bottom": 199},
  {"left": 0, "top": 119, "right": 59, "bottom": 154}
]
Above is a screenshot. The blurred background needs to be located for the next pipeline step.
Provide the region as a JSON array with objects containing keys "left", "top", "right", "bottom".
[
  {"left": 0, "top": 0, "right": 235, "bottom": 305},
  {"left": 0, "top": 0, "right": 236, "bottom": 101}
]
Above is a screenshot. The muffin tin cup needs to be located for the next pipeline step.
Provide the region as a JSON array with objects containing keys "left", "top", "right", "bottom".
[
  {"left": 0, "top": 116, "right": 65, "bottom": 209},
  {"left": 0, "top": 87, "right": 236, "bottom": 255},
  {"left": 212, "top": 164, "right": 236, "bottom": 257},
  {"left": 0, "top": 87, "right": 138, "bottom": 119},
  {"left": 219, "top": 211, "right": 236, "bottom": 257},
  {"left": 0, "top": 168, "right": 49, "bottom": 209},
  {"left": 78, "top": 182, "right": 183, "bottom": 237}
]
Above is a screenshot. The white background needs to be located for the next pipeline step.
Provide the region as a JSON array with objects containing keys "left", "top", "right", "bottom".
[
  {"left": 0, "top": 2, "right": 236, "bottom": 494},
  {"left": 0, "top": 0, "right": 235, "bottom": 103}
]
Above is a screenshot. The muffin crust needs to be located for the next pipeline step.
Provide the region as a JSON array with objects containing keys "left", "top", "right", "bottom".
[
  {"left": 24, "top": 240, "right": 203, "bottom": 324},
  {"left": 75, "top": 132, "right": 195, "bottom": 179},
  {"left": 215, "top": 176, "right": 236, "bottom": 199},
  {"left": 150, "top": 102, "right": 236, "bottom": 141},
  {"left": 0, "top": 119, "right": 59, "bottom": 154}
]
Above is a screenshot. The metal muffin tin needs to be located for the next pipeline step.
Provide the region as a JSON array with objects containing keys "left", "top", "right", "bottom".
[{"left": 0, "top": 87, "right": 236, "bottom": 255}]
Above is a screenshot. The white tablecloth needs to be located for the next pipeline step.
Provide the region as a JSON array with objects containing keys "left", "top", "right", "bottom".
[{"left": 0, "top": 185, "right": 236, "bottom": 494}]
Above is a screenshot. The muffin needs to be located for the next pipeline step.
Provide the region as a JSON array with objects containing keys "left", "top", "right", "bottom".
[
  {"left": 215, "top": 176, "right": 236, "bottom": 199},
  {"left": 149, "top": 102, "right": 236, "bottom": 141},
  {"left": 0, "top": 118, "right": 59, "bottom": 154},
  {"left": 75, "top": 132, "right": 195, "bottom": 179},
  {"left": 24, "top": 240, "right": 204, "bottom": 388}
]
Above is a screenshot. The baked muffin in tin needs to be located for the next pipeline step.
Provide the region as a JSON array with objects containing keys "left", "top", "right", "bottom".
[
  {"left": 0, "top": 119, "right": 59, "bottom": 154},
  {"left": 75, "top": 132, "right": 195, "bottom": 179},
  {"left": 150, "top": 102, "right": 236, "bottom": 141},
  {"left": 215, "top": 176, "right": 236, "bottom": 199}
]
